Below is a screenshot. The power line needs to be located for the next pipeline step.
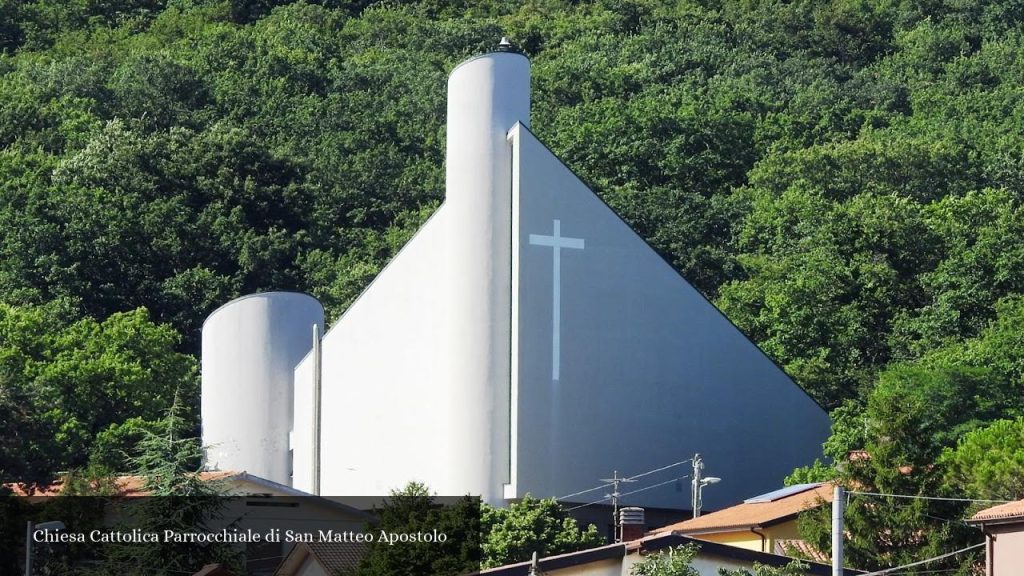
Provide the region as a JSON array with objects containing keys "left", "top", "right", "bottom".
[
  {"left": 624, "top": 458, "right": 694, "bottom": 482},
  {"left": 848, "top": 490, "right": 1013, "bottom": 504},
  {"left": 556, "top": 482, "right": 614, "bottom": 501},
  {"left": 922, "top": 513, "right": 969, "bottom": 525},
  {"left": 621, "top": 475, "right": 688, "bottom": 498},
  {"left": 564, "top": 475, "right": 689, "bottom": 512},
  {"left": 565, "top": 494, "right": 611, "bottom": 512},
  {"left": 884, "top": 565, "right": 962, "bottom": 569},
  {"left": 857, "top": 542, "right": 985, "bottom": 576},
  {"left": 556, "top": 458, "right": 693, "bottom": 501}
]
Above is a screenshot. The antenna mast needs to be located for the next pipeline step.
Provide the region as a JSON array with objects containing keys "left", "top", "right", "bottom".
[{"left": 600, "top": 470, "right": 636, "bottom": 542}]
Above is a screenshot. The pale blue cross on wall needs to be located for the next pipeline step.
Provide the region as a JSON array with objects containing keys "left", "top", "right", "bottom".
[{"left": 529, "top": 219, "right": 585, "bottom": 382}]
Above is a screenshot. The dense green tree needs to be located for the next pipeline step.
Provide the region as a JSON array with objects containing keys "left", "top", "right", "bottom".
[
  {"left": 0, "top": 302, "right": 196, "bottom": 482},
  {"left": 353, "top": 482, "right": 481, "bottom": 576},
  {"left": 631, "top": 543, "right": 700, "bottom": 576},
  {"left": 99, "top": 394, "right": 242, "bottom": 574},
  {"left": 941, "top": 418, "right": 1024, "bottom": 502},
  {"left": 3, "top": 3, "right": 1024, "bottom": 569},
  {"left": 795, "top": 364, "right": 998, "bottom": 573},
  {"left": 718, "top": 560, "right": 810, "bottom": 576},
  {"left": 480, "top": 494, "right": 603, "bottom": 568},
  {"left": 354, "top": 486, "right": 602, "bottom": 574}
]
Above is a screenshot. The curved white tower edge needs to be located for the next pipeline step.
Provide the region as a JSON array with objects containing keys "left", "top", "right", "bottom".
[
  {"left": 201, "top": 292, "right": 324, "bottom": 486},
  {"left": 445, "top": 51, "right": 530, "bottom": 503}
]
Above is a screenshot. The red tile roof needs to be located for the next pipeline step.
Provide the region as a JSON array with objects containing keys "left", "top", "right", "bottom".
[
  {"left": 274, "top": 541, "right": 370, "bottom": 576},
  {"left": 970, "top": 499, "right": 1024, "bottom": 523},
  {"left": 4, "top": 471, "right": 240, "bottom": 497},
  {"left": 305, "top": 541, "right": 368, "bottom": 573},
  {"left": 776, "top": 539, "right": 830, "bottom": 563},
  {"left": 191, "top": 564, "right": 234, "bottom": 576},
  {"left": 650, "top": 483, "right": 834, "bottom": 534}
]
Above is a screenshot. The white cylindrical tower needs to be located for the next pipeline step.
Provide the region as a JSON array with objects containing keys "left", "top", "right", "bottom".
[
  {"left": 444, "top": 48, "right": 530, "bottom": 503},
  {"left": 201, "top": 292, "right": 324, "bottom": 486}
]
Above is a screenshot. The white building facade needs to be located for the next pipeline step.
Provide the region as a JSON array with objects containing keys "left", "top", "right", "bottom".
[{"left": 201, "top": 48, "right": 830, "bottom": 510}]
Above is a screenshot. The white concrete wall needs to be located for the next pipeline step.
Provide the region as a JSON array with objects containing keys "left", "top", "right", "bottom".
[
  {"left": 308, "top": 210, "right": 454, "bottom": 497},
  {"left": 201, "top": 292, "right": 323, "bottom": 485},
  {"left": 283, "top": 50, "right": 827, "bottom": 509},
  {"left": 303, "top": 52, "right": 531, "bottom": 502},
  {"left": 292, "top": 351, "right": 316, "bottom": 491},
  {"left": 508, "top": 124, "right": 830, "bottom": 510}
]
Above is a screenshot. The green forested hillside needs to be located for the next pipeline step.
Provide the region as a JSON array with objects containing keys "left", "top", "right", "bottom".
[{"left": 2, "top": 0, "right": 1024, "bottom": 570}]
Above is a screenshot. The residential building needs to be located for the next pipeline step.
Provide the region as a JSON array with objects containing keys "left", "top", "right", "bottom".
[
  {"left": 273, "top": 541, "right": 366, "bottom": 576},
  {"left": 649, "top": 483, "right": 833, "bottom": 559},
  {"left": 11, "top": 471, "right": 373, "bottom": 576},
  {"left": 478, "top": 532, "right": 859, "bottom": 576},
  {"left": 968, "top": 498, "right": 1024, "bottom": 576}
]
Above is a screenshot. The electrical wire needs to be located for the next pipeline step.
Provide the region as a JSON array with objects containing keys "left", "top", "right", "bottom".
[
  {"left": 884, "top": 565, "right": 962, "bottom": 569},
  {"left": 556, "top": 458, "right": 694, "bottom": 501},
  {"left": 922, "top": 513, "right": 969, "bottom": 525},
  {"left": 624, "top": 459, "right": 694, "bottom": 482},
  {"left": 857, "top": 542, "right": 985, "bottom": 576},
  {"left": 565, "top": 494, "right": 611, "bottom": 512},
  {"left": 556, "top": 482, "right": 615, "bottom": 501},
  {"left": 848, "top": 490, "right": 1013, "bottom": 504},
  {"left": 564, "top": 476, "right": 690, "bottom": 512},
  {"left": 620, "top": 475, "right": 689, "bottom": 498}
]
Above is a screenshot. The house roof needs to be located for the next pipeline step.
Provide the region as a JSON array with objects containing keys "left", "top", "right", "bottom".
[
  {"left": 776, "top": 539, "right": 830, "bottom": 563},
  {"left": 274, "top": 541, "right": 368, "bottom": 575},
  {"left": 305, "top": 541, "right": 367, "bottom": 573},
  {"left": 192, "top": 563, "right": 234, "bottom": 576},
  {"left": 477, "top": 533, "right": 862, "bottom": 576},
  {"left": 478, "top": 541, "right": 624, "bottom": 575},
  {"left": 651, "top": 483, "right": 834, "bottom": 535},
  {"left": 5, "top": 471, "right": 376, "bottom": 521},
  {"left": 969, "top": 498, "right": 1024, "bottom": 524},
  {"left": 4, "top": 470, "right": 239, "bottom": 497}
]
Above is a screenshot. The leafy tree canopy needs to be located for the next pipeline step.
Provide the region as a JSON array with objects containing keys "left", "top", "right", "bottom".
[
  {"left": 941, "top": 417, "right": 1024, "bottom": 502},
  {"left": 353, "top": 482, "right": 480, "bottom": 576},
  {"left": 0, "top": 301, "right": 196, "bottom": 483},
  {"left": 631, "top": 543, "right": 700, "bottom": 576},
  {"left": 480, "top": 494, "right": 604, "bottom": 568}
]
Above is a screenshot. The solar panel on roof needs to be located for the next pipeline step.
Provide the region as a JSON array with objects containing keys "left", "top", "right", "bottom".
[{"left": 743, "top": 482, "right": 822, "bottom": 503}]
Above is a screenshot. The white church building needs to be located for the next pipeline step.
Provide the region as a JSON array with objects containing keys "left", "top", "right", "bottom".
[{"left": 200, "top": 45, "right": 830, "bottom": 512}]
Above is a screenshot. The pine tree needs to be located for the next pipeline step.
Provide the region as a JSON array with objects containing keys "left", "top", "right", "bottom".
[
  {"left": 353, "top": 482, "right": 481, "bottom": 576},
  {"left": 98, "top": 392, "right": 241, "bottom": 575}
]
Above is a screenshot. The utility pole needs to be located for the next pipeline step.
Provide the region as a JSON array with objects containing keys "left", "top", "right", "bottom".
[
  {"left": 600, "top": 470, "right": 635, "bottom": 542},
  {"left": 528, "top": 551, "right": 541, "bottom": 576},
  {"left": 691, "top": 454, "right": 703, "bottom": 518},
  {"left": 691, "top": 454, "right": 721, "bottom": 518},
  {"left": 832, "top": 485, "right": 844, "bottom": 576},
  {"left": 24, "top": 520, "right": 64, "bottom": 576},
  {"left": 25, "top": 520, "right": 32, "bottom": 576}
]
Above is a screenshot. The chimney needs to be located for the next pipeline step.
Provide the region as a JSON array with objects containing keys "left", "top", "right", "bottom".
[{"left": 619, "top": 507, "right": 645, "bottom": 542}]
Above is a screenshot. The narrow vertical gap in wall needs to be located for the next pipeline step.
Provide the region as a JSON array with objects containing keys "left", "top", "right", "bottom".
[
  {"left": 312, "top": 323, "right": 322, "bottom": 496},
  {"left": 507, "top": 127, "right": 515, "bottom": 487},
  {"left": 506, "top": 125, "right": 520, "bottom": 495}
]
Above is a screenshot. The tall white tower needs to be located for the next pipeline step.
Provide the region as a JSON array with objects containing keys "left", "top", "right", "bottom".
[{"left": 444, "top": 48, "right": 530, "bottom": 502}]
